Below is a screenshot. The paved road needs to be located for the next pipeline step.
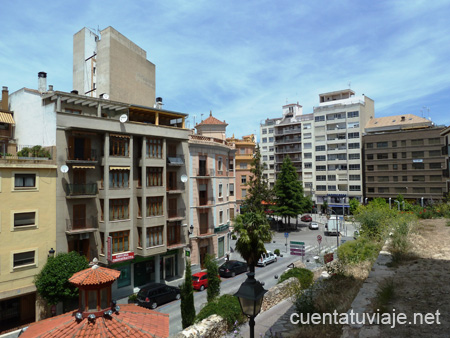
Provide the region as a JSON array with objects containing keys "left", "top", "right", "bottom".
[{"left": 157, "top": 214, "right": 357, "bottom": 335}]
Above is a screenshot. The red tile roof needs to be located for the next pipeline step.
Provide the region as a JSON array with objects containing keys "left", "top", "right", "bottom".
[
  {"left": 69, "top": 265, "right": 121, "bottom": 286},
  {"left": 196, "top": 111, "right": 227, "bottom": 126},
  {"left": 19, "top": 304, "right": 170, "bottom": 338}
]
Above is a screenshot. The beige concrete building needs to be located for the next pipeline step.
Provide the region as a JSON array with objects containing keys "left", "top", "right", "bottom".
[
  {"left": 73, "top": 27, "right": 156, "bottom": 107},
  {"left": 441, "top": 126, "right": 450, "bottom": 195},
  {"left": 188, "top": 113, "right": 236, "bottom": 271},
  {"left": 260, "top": 117, "right": 280, "bottom": 188},
  {"left": 364, "top": 115, "right": 447, "bottom": 204},
  {"left": 0, "top": 87, "right": 57, "bottom": 331},
  {"left": 227, "top": 134, "right": 256, "bottom": 212}
]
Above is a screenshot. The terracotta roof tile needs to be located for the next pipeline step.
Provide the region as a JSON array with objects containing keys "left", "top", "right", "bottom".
[
  {"left": 69, "top": 265, "right": 121, "bottom": 286},
  {"left": 20, "top": 305, "right": 169, "bottom": 338},
  {"left": 196, "top": 111, "right": 227, "bottom": 126}
]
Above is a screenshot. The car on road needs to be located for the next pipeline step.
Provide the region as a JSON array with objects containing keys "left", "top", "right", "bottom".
[
  {"left": 301, "top": 215, "right": 312, "bottom": 222},
  {"left": 137, "top": 283, "right": 181, "bottom": 309},
  {"left": 219, "top": 260, "right": 248, "bottom": 277},
  {"left": 257, "top": 251, "right": 277, "bottom": 267},
  {"left": 309, "top": 222, "right": 319, "bottom": 230},
  {"left": 191, "top": 272, "right": 220, "bottom": 291}
]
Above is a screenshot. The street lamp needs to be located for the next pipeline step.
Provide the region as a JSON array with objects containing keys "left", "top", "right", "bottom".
[
  {"left": 48, "top": 248, "right": 55, "bottom": 258},
  {"left": 234, "top": 272, "right": 267, "bottom": 338},
  {"left": 328, "top": 208, "right": 340, "bottom": 248}
]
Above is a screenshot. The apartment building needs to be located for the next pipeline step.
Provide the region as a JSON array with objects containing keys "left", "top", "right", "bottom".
[
  {"left": 441, "top": 126, "right": 450, "bottom": 195},
  {"left": 9, "top": 74, "right": 190, "bottom": 299},
  {"left": 0, "top": 88, "right": 57, "bottom": 331},
  {"left": 260, "top": 118, "right": 280, "bottom": 188},
  {"left": 310, "top": 90, "right": 374, "bottom": 213},
  {"left": 364, "top": 115, "right": 447, "bottom": 203},
  {"left": 188, "top": 113, "right": 235, "bottom": 272},
  {"left": 227, "top": 134, "right": 256, "bottom": 212}
]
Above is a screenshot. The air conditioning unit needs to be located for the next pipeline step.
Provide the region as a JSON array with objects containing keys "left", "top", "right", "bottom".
[{"left": 79, "top": 233, "right": 90, "bottom": 240}]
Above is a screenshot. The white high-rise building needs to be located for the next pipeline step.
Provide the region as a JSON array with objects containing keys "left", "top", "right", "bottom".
[{"left": 260, "top": 117, "right": 280, "bottom": 188}]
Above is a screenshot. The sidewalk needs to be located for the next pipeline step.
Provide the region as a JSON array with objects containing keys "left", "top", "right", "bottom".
[{"left": 226, "top": 297, "right": 298, "bottom": 338}]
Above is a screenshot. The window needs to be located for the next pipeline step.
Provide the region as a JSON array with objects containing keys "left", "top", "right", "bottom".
[
  {"left": 218, "top": 157, "right": 223, "bottom": 171},
  {"left": 229, "top": 183, "right": 234, "bottom": 196},
  {"left": 348, "top": 111, "right": 359, "bottom": 118},
  {"left": 242, "top": 189, "right": 247, "bottom": 198},
  {"left": 377, "top": 142, "right": 388, "bottom": 148},
  {"left": 402, "top": 152, "right": 407, "bottom": 159},
  {"left": 304, "top": 153, "right": 312, "bottom": 159},
  {"left": 269, "top": 137, "right": 274, "bottom": 142},
  {"left": 268, "top": 128, "right": 274, "bottom": 134},
  {"left": 147, "top": 167, "right": 163, "bottom": 186},
  {"left": 109, "top": 169, "right": 129, "bottom": 188},
  {"left": 368, "top": 187, "right": 375, "bottom": 193},
  {"left": 147, "top": 197, "right": 163, "bottom": 217},
  {"left": 100, "top": 232, "right": 105, "bottom": 254},
  {"left": 315, "top": 115, "right": 325, "bottom": 122},
  {"left": 328, "top": 185, "right": 336, "bottom": 191},
  {"left": 262, "top": 155, "right": 268, "bottom": 161},
  {"left": 147, "top": 226, "right": 163, "bottom": 247},
  {"left": 14, "top": 173, "right": 36, "bottom": 189},
  {"left": 366, "top": 143, "right": 373, "bottom": 149},
  {"left": 393, "top": 176, "right": 398, "bottom": 182},
  {"left": 428, "top": 138, "right": 441, "bottom": 145},
  {"left": 109, "top": 199, "right": 130, "bottom": 220},
  {"left": 14, "top": 212, "right": 36, "bottom": 228},
  {"left": 218, "top": 237, "right": 225, "bottom": 258},
  {"left": 229, "top": 159, "right": 234, "bottom": 171},
  {"left": 378, "top": 187, "right": 389, "bottom": 193},
  {"left": 146, "top": 138, "right": 162, "bottom": 158},
  {"left": 413, "top": 176, "right": 425, "bottom": 182},
  {"left": 378, "top": 165, "right": 389, "bottom": 170},
  {"left": 348, "top": 143, "right": 360, "bottom": 149},
  {"left": 262, "top": 129, "right": 267, "bottom": 134},
  {"left": 269, "top": 147, "right": 274, "bottom": 152},
  {"left": 240, "top": 148, "right": 246, "bottom": 154},
  {"left": 316, "top": 155, "right": 326, "bottom": 161},
  {"left": 402, "top": 176, "right": 408, "bottom": 182},
  {"left": 316, "top": 185, "right": 326, "bottom": 191},
  {"left": 401, "top": 140, "right": 406, "bottom": 147},
  {"left": 367, "top": 176, "right": 374, "bottom": 182},
  {"left": 328, "top": 175, "right": 336, "bottom": 181},
  {"left": 412, "top": 151, "right": 424, "bottom": 158},
  {"left": 429, "top": 150, "right": 441, "bottom": 157},
  {"left": 413, "top": 163, "right": 424, "bottom": 170},
  {"left": 219, "top": 184, "right": 223, "bottom": 198},
  {"left": 349, "top": 175, "right": 360, "bottom": 181},
  {"left": 241, "top": 176, "right": 246, "bottom": 184},
  {"left": 411, "top": 139, "right": 424, "bottom": 146},
  {"left": 377, "top": 153, "right": 388, "bottom": 159},
  {"left": 392, "top": 153, "right": 397, "bottom": 159},
  {"left": 316, "top": 145, "right": 325, "bottom": 151},
  {"left": 378, "top": 176, "right": 389, "bottom": 182},
  {"left": 349, "top": 164, "right": 360, "bottom": 170},
  {"left": 111, "top": 231, "right": 130, "bottom": 253},
  {"left": 13, "top": 251, "right": 35, "bottom": 268},
  {"left": 304, "top": 163, "right": 312, "bottom": 169},
  {"left": 269, "top": 155, "right": 274, "bottom": 161},
  {"left": 367, "top": 154, "right": 374, "bottom": 160},
  {"left": 316, "top": 175, "right": 326, "bottom": 181},
  {"left": 110, "top": 136, "right": 130, "bottom": 156},
  {"left": 402, "top": 164, "right": 407, "bottom": 170},
  {"left": 350, "top": 185, "right": 361, "bottom": 191},
  {"left": 392, "top": 141, "right": 397, "bottom": 147},
  {"left": 430, "top": 175, "right": 441, "bottom": 182},
  {"left": 367, "top": 165, "right": 374, "bottom": 171},
  {"left": 219, "top": 210, "right": 223, "bottom": 224},
  {"left": 303, "top": 143, "right": 312, "bottom": 149},
  {"left": 117, "top": 265, "right": 131, "bottom": 288},
  {"left": 429, "top": 163, "right": 442, "bottom": 169},
  {"left": 349, "top": 153, "right": 360, "bottom": 160},
  {"left": 393, "top": 164, "right": 398, "bottom": 170},
  {"left": 262, "top": 138, "right": 267, "bottom": 143},
  {"left": 240, "top": 163, "right": 248, "bottom": 169},
  {"left": 395, "top": 187, "right": 407, "bottom": 193},
  {"left": 430, "top": 187, "right": 442, "bottom": 194},
  {"left": 348, "top": 132, "right": 359, "bottom": 139}
]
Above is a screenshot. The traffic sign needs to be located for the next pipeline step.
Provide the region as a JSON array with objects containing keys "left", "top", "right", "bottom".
[
  {"left": 284, "top": 232, "right": 289, "bottom": 238},
  {"left": 317, "top": 235, "right": 322, "bottom": 244},
  {"left": 290, "top": 241, "right": 305, "bottom": 245}
]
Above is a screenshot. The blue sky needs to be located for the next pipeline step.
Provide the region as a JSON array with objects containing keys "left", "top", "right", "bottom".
[{"left": 1, "top": 0, "right": 449, "bottom": 137}]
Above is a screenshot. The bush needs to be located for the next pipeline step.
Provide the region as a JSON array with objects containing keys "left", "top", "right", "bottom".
[
  {"left": 274, "top": 249, "right": 281, "bottom": 256},
  {"left": 17, "top": 145, "right": 51, "bottom": 158},
  {"left": 278, "top": 267, "right": 313, "bottom": 290},
  {"left": 205, "top": 254, "right": 221, "bottom": 302},
  {"left": 388, "top": 214, "right": 416, "bottom": 263},
  {"left": 195, "top": 294, "right": 245, "bottom": 330},
  {"left": 337, "top": 236, "right": 381, "bottom": 265},
  {"left": 128, "top": 293, "right": 137, "bottom": 303},
  {"left": 180, "top": 259, "right": 195, "bottom": 329}
]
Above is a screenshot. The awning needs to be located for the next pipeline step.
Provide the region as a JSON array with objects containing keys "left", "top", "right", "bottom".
[
  {"left": 110, "top": 133, "right": 130, "bottom": 138},
  {"left": 73, "top": 165, "right": 96, "bottom": 169},
  {"left": 110, "top": 166, "right": 131, "bottom": 170},
  {"left": 0, "top": 112, "right": 15, "bottom": 125}
]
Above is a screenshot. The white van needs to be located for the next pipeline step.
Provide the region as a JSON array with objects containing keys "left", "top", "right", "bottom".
[{"left": 257, "top": 251, "right": 277, "bottom": 267}]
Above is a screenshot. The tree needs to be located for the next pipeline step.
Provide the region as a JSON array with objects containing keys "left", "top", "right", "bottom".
[
  {"left": 34, "top": 251, "right": 89, "bottom": 306},
  {"left": 322, "top": 200, "right": 329, "bottom": 214},
  {"left": 273, "top": 157, "right": 308, "bottom": 226},
  {"left": 205, "top": 254, "right": 221, "bottom": 302},
  {"left": 243, "top": 145, "right": 273, "bottom": 213},
  {"left": 180, "top": 259, "right": 195, "bottom": 329},
  {"left": 233, "top": 211, "right": 272, "bottom": 272},
  {"left": 349, "top": 198, "right": 360, "bottom": 215}
]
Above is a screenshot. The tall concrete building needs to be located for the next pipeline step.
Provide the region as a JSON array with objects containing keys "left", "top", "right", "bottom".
[
  {"left": 363, "top": 114, "right": 447, "bottom": 204},
  {"left": 73, "top": 27, "right": 156, "bottom": 107},
  {"left": 260, "top": 117, "right": 280, "bottom": 188},
  {"left": 188, "top": 112, "right": 235, "bottom": 272},
  {"left": 309, "top": 89, "right": 374, "bottom": 213},
  {"left": 441, "top": 126, "right": 450, "bottom": 195}
]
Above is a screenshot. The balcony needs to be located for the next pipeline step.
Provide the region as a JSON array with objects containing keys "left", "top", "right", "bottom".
[
  {"left": 275, "top": 138, "right": 302, "bottom": 145},
  {"left": 167, "top": 208, "right": 185, "bottom": 220},
  {"left": 235, "top": 153, "right": 254, "bottom": 161},
  {"left": 66, "top": 216, "right": 98, "bottom": 234},
  {"left": 274, "top": 128, "right": 302, "bottom": 136},
  {"left": 167, "top": 224, "right": 187, "bottom": 248},
  {"left": 167, "top": 154, "right": 185, "bottom": 166},
  {"left": 214, "top": 222, "right": 230, "bottom": 233},
  {"left": 197, "top": 197, "right": 215, "bottom": 207},
  {"left": 166, "top": 182, "right": 185, "bottom": 194},
  {"left": 67, "top": 148, "right": 98, "bottom": 163},
  {"left": 275, "top": 147, "right": 302, "bottom": 154},
  {"left": 196, "top": 168, "right": 215, "bottom": 177},
  {"left": 66, "top": 183, "right": 98, "bottom": 198}
]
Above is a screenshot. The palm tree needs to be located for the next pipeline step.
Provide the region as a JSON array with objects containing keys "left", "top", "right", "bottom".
[{"left": 232, "top": 211, "right": 272, "bottom": 272}]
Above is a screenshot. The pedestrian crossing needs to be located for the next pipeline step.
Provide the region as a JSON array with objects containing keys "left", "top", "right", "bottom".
[{"left": 292, "top": 244, "right": 338, "bottom": 257}]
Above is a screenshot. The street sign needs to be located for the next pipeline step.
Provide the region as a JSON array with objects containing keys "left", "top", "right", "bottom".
[
  {"left": 290, "top": 241, "right": 305, "bottom": 245},
  {"left": 317, "top": 235, "right": 322, "bottom": 244},
  {"left": 284, "top": 232, "right": 289, "bottom": 238},
  {"left": 290, "top": 240, "right": 305, "bottom": 256}
]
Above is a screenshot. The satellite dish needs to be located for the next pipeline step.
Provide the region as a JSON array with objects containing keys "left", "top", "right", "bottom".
[
  {"left": 119, "top": 114, "right": 128, "bottom": 123},
  {"left": 60, "top": 165, "right": 69, "bottom": 173},
  {"left": 102, "top": 93, "right": 109, "bottom": 100},
  {"left": 180, "top": 174, "right": 188, "bottom": 183}
]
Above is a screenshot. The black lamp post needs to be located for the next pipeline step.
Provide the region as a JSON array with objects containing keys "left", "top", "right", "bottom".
[
  {"left": 48, "top": 248, "right": 55, "bottom": 258},
  {"left": 234, "top": 271, "right": 267, "bottom": 338}
]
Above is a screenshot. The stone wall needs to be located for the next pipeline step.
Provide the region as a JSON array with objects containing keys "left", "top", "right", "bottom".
[{"left": 173, "top": 277, "right": 298, "bottom": 338}]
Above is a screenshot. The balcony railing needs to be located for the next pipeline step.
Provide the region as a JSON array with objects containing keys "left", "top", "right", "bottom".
[
  {"left": 66, "top": 183, "right": 98, "bottom": 196},
  {"left": 167, "top": 154, "right": 185, "bottom": 166},
  {"left": 214, "top": 222, "right": 229, "bottom": 233},
  {"left": 199, "top": 223, "right": 211, "bottom": 235},
  {"left": 198, "top": 197, "right": 215, "bottom": 206},
  {"left": 166, "top": 182, "right": 185, "bottom": 193},
  {"left": 67, "top": 148, "right": 98, "bottom": 162},
  {"left": 66, "top": 216, "right": 98, "bottom": 232},
  {"left": 196, "top": 168, "right": 215, "bottom": 177},
  {"left": 167, "top": 208, "right": 186, "bottom": 219}
]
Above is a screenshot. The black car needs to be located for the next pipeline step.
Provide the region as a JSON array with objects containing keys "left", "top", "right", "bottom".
[
  {"left": 219, "top": 260, "right": 248, "bottom": 277},
  {"left": 137, "top": 283, "right": 181, "bottom": 309}
]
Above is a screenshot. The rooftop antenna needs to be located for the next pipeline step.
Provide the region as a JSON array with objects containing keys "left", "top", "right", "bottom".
[
  {"left": 193, "top": 114, "right": 196, "bottom": 126},
  {"left": 201, "top": 113, "right": 204, "bottom": 122},
  {"left": 348, "top": 81, "right": 351, "bottom": 89}
]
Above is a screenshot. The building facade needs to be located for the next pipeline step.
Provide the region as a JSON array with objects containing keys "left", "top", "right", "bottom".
[
  {"left": 441, "top": 126, "right": 450, "bottom": 196},
  {"left": 363, "top": 115, "right": 447, "bottom": 204},
  {"left": 260, "top": 118, "right": 280, "bottom": 188},
  {"left": 188, "top": 113, "right": 235, "bottom": 272}
]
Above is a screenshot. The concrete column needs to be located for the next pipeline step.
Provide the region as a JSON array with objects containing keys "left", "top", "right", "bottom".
[
  {"left": 56, "top": 96, "right": 61, "bottom": 112},
  {"left": 97, "top": 104, "right": 102, "bottom": 117}
]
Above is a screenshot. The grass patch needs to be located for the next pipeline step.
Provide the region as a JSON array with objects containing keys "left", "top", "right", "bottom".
[
  {"left": 195, "top": 294, "right": 245, "bottom": 331},
  {"left": 372, "top": 278, "right": 396, "bottom": 313},
  {"left": 278, "top": 268, "right": 313, "bottom": 290}
]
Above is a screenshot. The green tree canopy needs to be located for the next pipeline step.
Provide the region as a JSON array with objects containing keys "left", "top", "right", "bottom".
[
  {"left": 243, "top": 145, "right": 273, "bottom": 213},
  {"left": 233, "top": 211, "right": 272, "bottom": 272},
  {"left": 180, "top": 259, "right": 195, "bottom": 329},
  {"left": 349, "top": 198, "right": 360, "bottom": 215},
  {"left": 34, "top": 251, "right": 89, "bottom": 306},
  {"left": 205, "top": 254, "right": 221, "bottom": 302}
]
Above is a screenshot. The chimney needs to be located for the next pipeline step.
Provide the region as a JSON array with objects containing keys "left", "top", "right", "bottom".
[
  {"left": 48, "top": 85, "right": 54, "bottom": 91},
  {"left": 401, "top": 116, "right": 406, "bottom": 122},
  {"left": 2, "top": 86, "right": 9, "bottom": 110},
  {"left": 38, "top": 72, "right": 47, "bottom": 93}
]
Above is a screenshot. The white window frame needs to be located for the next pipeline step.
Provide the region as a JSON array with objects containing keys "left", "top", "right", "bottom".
[
  {"left": 219, "top": 209, "right": 224, "bottom": 224},
  {"left": 218, "top": 157, "right": 223, "bottom": 171},
  {"left": 11, "top": 248, "right": 38, "bottom": 271},
  {"left": 12, "top": 172, "right": 39, "bottom": 191},
  {"left": 11, "top": 210, "right": 39, "bottom": 231},
  {"left": 229, "top": 183, "right": 234, "bottom": 196},
  {"left": 218, "top": 183, "right": 223, "bottom": 198}
]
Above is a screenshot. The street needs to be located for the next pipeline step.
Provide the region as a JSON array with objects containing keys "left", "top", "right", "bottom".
[{"left": 156, "top": 214, "right": 357, "bottom": 335}]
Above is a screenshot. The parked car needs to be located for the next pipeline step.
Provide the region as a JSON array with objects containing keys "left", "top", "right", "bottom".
[
  {"left": 309, "top": 222, "right": 319, "bottom": 230},
  {"left": 137, "top": 283, "right": 181, "bottom": 309},
  {"left": 301, "top": 215, "right": 312, "bottom": 222},
  {"left": 192, "top": 272, "right": 220, "bottom": 291},
  {"left": 257, "top": 251, "right": 277, "bottom": 267},
  {"left": 219, "top": 260, "right": 248, "bottom": 277}
]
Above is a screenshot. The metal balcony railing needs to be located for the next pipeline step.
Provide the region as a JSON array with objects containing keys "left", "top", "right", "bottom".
[
  {"left": 67, "top": 148, "right": 98, "bottom": 161},
  {"left": 166, "top": 182, "right": 185, "bottom": 192},
  {"left": 167, "top": 208, "right": 186, "bottom": 219},
  {"left": 66, "top": 216, "right": 98, "bottom": 232},
  {"left": 196, "top": 168, "right": 215, "bottom": 177},
  {"left": 66, "top": 183, "right": 98, "bottom": 196},
  {"left": 198, "top": 197, "right": 215, "bottom": 206},
  {"left": 167, "top": 154, "right": 185, "bottom": 166}
]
